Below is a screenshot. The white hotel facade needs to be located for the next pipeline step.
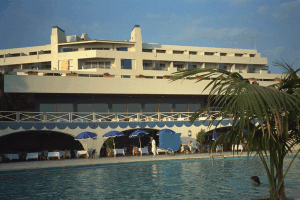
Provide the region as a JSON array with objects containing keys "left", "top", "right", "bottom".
[{"left": 0, "top": 25, "right": 281, "bottom": 150}]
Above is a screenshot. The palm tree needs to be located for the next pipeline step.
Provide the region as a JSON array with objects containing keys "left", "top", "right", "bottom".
[{"left": 170, "top": 60, "right": 300, "bottom": 200}]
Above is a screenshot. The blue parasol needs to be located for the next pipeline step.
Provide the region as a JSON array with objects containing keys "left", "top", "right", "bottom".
[
  {"left": 103, "top": 131, "right": 124, "bottom": 154},
  {"left": 75, "top": 131, "right": 97, "bottom": 140},
  {"left": 129, "top": 130, "right": 149, "bottom": 156},
  {"left": 129, "top": 130, "right": 149, "bottom": 138},
  {"left": 103, "top": 131, "right": 124, "bottom": 138},
  {"left": 157, "top": 128, "right": 175, "bottom": 135},
  {"left": 212, "top": 129, "right": 218, "bottom": 140},
  {"left": 75, "top": 131, "right": 97, "bottom": 150}
]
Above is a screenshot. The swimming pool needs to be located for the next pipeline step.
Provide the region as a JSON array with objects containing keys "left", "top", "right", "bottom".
[{"left": 0, "top": 157, "right": 299, "bottom": 199}]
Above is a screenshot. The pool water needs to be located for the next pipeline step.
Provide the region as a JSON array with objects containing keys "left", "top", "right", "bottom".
[{"left": 0, "top": 157, "right": 299, "bottom": 200}]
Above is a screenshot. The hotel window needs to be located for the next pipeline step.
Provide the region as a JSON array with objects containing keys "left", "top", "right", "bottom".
[
  {"left": 156, "top": 49, "right": 166, "bottom": 53},
  {"left": 188, "top": 104, "right": 201, "bottom": 112},
  {"left": 159, "top": 63, "right": 166, "bottom": 70},
  {"left": 143, "top": 62, "right": 152, "bottom": 70},
  {"left": 40, "top": 104, "right": 56, "bottom": 112},
  {"left": 69, "top": 60, "right": 73, "bottom": 70},
  {"left": 142, "top": 49, "right": 153, "bottom": 53},
  {"left": 77, "top": 104, "right": 93, "bottom": 120},
  {"left": 159, "top": 104, "right": 172, "bottom": 112},
  {"left": 121, "top": 75, "right": 131, "bottom": 78},
  {"left": 144, "top": 104, "right": 158, "bottom": 113},
  {"left": 112, "top": 104, "right": 127, "bottom": 113},
  {"left": 193, "top": 65, "right": 197, "bottom": 69},
  {"left": 84, "top": 61, "right": 111, "bottom": 69},
  {"left": 62, "top": 48, "right": 77, "bottom": 52},
  {"left": 173, "top": 104, "right": 188, "bottom": 112},
  {"left": 204, "top": 52, "right": 215, "bottom": 56},
  {"left": 93, "top": 48, "right": 110, "bottom": 50},
  {"left": 128, "top": 104, "right": 141, "bottom": 113},
  {"left": 121, "top": 59, "right": 132, "bottom": 69},
  {"left": 173, "top": 50, "right": 184, "bottom": 54},
  {"left": 235, "top": 53, "right": 243, "bottom": 57},
  {"left": 189, "top": 51, "right": 197, "bottom": 55},
  {"left": 220, "top": 53, "right": 227, "bottom": 56},
  {"left": 84, "top": 62, "right": 92, "bottom": 69},
  {"left": 174, "top": 64, "right": 184, "bottom": 71},
  {"left": 117, "top": 47, "right": 128, "bottom": 51},
  {"left": 40, "top": 103, "right": 73, "bottom": 113},
  {"left": 93, "top": 104, "right": 109, "bottom": 113}
]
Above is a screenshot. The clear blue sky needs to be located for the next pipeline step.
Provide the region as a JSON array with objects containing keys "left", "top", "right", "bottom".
[{"left": 0, "top": 0, "right": 299, "bottom": 74}]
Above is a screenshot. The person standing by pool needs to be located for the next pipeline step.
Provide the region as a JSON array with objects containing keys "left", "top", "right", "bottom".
[{"left": 151, "top": 137, "right": 156, "bottom": 157}]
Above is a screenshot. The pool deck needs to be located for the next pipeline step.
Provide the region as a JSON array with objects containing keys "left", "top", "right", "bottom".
[
  {"left": 0, "top": 151, "right": 249, "bottom": 172},
  {"left": 1, "top": 150, "right": 299, "bottom": 172}
]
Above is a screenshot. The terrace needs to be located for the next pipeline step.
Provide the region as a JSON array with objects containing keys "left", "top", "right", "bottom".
[{"left": 0, "top": 110, "right": 230, "bottom": 122}]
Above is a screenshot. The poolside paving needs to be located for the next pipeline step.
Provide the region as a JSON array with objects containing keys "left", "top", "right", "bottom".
[{"left": 0, "top": 151, "right": 250, "bottom": 172}]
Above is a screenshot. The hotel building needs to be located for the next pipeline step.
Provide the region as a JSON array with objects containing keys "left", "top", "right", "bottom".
[{"left": 0, "top": 25, "right": 281, "bottom": 152}]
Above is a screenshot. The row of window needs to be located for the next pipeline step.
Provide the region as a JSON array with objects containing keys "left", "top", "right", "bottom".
[
  {"left": 0, "top": 51, "right": 51, "bottom": 58},
  {"left": 142, "top": 49, "right": 256, "bottom": 57},
  {"left": 61, "top": 47, "right": 128, "bottom": 53},
  {"left": 39, "top": 103, "right": 201, "bottom": 113},
  {"left": 83, "top": 62, "right": 111, "bottom": 69}
]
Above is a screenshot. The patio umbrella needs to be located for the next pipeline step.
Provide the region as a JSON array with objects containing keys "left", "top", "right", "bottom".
[
  {"left": 157, "top": 128, "right": 175, "bottom": 135},
  {"left": 129, "top": 130, "right": 149, "bottom": 156},
  {"left": 102, "top": 130, "right": 124, "bottom": 151},
  {"left": 212, "top": 129, "right": 218, "bottom": 140},
  {"left": 75, "top": 131, "right": 97, "bottom": 150}
]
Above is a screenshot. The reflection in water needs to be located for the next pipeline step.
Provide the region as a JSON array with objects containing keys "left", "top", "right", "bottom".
[
  {"left": 152, "top": 164, "right": 157, "bottom": 177},
  {"left": 0, "top": 158, "right": 299, "bottom": 199}
]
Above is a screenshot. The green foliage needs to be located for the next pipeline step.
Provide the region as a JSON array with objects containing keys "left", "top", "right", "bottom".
[
  {"left": 105, "top": 137, "right": 114, "bottom": 148},
  {"left": 171, "top": 59, "right": 300, "bottom": 199},
  {"left": 196, "top": 129, "right": 206, "bottom": 143}
]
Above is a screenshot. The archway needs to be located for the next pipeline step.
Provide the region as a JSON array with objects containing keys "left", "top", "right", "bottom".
[
  {"left": 101, "top": 128, "right": 160, "bottom": 157},
  {"left": 0, "top": 130, "right": 83, "bottom": 155}
]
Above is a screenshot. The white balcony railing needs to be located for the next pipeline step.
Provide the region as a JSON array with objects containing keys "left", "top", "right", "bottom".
[{"left": 0, "top": 111, "right": 232, "bottom": 122}]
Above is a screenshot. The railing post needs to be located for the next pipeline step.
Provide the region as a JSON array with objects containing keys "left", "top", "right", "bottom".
[
  {"left": 44, "top": 112, "right": 47, "bottom": 122},
  {"left": 69, "top": 113, "right": 72, "bottom": 122},
  {"left": 16, "top": 111, "right": 20, "bottom": 122},
  {"left": 158, "top": 112, "right": 161, "bottom": 121},
  {"left": 137, "top": 113, "right": 140, "bottom": 122},
  {"left": 93, "top": 112, "right": 96, "bottom": 122},
  {"left": 116, "top": 113, "right": 118, "bottom": 121}
]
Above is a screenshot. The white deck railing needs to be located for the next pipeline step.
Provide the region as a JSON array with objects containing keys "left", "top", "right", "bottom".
[{"left": 0, "top": 111, "right": 232, "bottom": 122}]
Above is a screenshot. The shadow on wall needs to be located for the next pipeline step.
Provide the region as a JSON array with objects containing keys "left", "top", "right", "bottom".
[{"left": 0, "top": 130, "right": 82, "bottom": 153}]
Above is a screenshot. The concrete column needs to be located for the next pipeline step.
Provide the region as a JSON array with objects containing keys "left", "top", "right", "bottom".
[{"left": 115, "top": 58, "right": 121, "bottom": 70}]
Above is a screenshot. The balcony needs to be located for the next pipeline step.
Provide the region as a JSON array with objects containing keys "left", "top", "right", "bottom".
[{"left": 0, "top": 111, "right": 231, "bottom": 123}]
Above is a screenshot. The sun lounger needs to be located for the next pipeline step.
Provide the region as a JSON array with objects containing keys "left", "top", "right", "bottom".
[
  {"left": 47, "top": 152, "right": 60, "bottom": 160},
  {"left": 114, "top": 148, "right": 125, "bottom": 156},
  {"left": 232, "top": 144, "right": 244, "bottom": 153},
  {"left": 138, "top": 147, "right": 149, "bottom": 155},
  {"left": 4, "top": 154, "right": 19, "bottom": 161},
  {"left": 26, "top": 152, "right": 39, "bottom": 160},
  {"left": 76, "top": 150, "right": 89, "bottom": 158}
]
